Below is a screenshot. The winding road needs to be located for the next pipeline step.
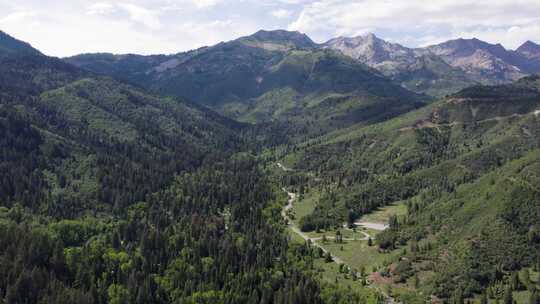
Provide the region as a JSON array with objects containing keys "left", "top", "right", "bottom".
[
  {"left": 278, "top": 162, "right": 395, "bottom": 304},
  {"left": 281, "top": 187, "right": 345, "bottom": 264}
]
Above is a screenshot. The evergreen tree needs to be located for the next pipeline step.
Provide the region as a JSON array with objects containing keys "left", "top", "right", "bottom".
[
  {"left": 325, "top": 252, "right": 333, "bottom": 263},
  {"left": 530, "top": 291, "right": 539, "bottom": 304},
  {"left": 480, "top": 292, "right": 488, "bottom": 304},
  {"left": 511, "top": 272, "right": 521, "bottom": 291},
  {"left": 503, "top": 286, "right": 513, "bottom": 304}
]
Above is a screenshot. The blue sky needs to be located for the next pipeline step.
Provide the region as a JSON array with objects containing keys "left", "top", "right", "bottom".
[{"left": 1, "top": 0, "right": 539, "bottom": 57}]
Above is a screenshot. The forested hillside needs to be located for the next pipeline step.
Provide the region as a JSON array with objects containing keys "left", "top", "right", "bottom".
[
  {"left": 0, "top": 30, "right": 42, "bottom": 56},
  {"left": 0, "top": 31, "right": 373, "bottom": 304},
  {"left": 0, "top": 49, "right": 241, "bottom": 215},
  {"left": 66, "top": 30, "right": 426, "bottom": 140},
  {"left": 1, "top": 153, "right": 351, "bottom": 303},
  {"left": 279, "top": 76, "right": 540, "bottom": 302},
  {"left": 2, "top": 27, "right": 540, "bottom": 304}
]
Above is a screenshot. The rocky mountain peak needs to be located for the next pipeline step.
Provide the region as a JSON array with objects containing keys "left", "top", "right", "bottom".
[
  {"left": 244, "top": 29, "right": 316, "bottom": 49},
  {"left": 427, "top": 38, "right": 508, "bottom": 58},
  {"left": 323, "top": 33, "right": 413, "bottom": 65},
  {"left": 516, "top": 40, "right": 540, "bottom": 59},
  {"left": 325, "top": 33, "right": 382, "bottom": 49}
]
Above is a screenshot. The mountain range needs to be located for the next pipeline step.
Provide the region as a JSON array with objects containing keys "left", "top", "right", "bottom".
[
  {"left": 66, "top": 30, "right": 427, "bottom": 139},
  {"left": 67, "top": 30, "right": 540, "bottom": 103},
  {"left": 1, "top": 28, "right": 540, "bottom": 304},
  {"left": 324, "top": 33, "right": 540, "bottom": 96}
]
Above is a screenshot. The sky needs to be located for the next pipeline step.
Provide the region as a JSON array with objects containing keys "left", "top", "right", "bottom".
[{"left": 1, "top": 0, "right": 539, "bottom": 57}]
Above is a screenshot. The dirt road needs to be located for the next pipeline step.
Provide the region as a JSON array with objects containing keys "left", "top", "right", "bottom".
[{"left": 281, "top": 188, "right": 345, "bottom": 264}]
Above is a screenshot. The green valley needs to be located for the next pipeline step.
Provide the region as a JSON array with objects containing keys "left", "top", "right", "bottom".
[
  {"left": 275, "top": 76, "right": 540, "bottom": 303},
  {"left": 1, "top": 18, "right": 540, "bottom": 304}
]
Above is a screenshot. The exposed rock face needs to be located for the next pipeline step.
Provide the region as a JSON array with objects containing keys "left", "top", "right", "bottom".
[
  {"left": 425, "top": 38, "right": 527, "bottom": 83},
  {"left": 239, "top": 30, "right": 317, "bottom": 51},
  {"left": 323, "top": 33, "right": 416, "bottom": 74},
  {"left": 66, "top": 30, "right": 540, "bottom": 99},
  {"left": 516, "top": 40, "right": 540, "bottom": 60},
  {"left": 323, "top": 34, "right": 474, "bottom": 96},
  {"left": 324, "top": 34, "right": 540, "bottom": 93}
]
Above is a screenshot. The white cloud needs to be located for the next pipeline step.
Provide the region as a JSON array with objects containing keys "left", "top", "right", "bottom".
[
  {"left": 87, "top": 2, "right": 162, "bottom": 29},
  {"left": 191, "top": 0, "right": 222, "bottom": 9},
  {"left": 1, "top": 0, "right": 539, "bottom": 57},
  {"left": 118, "top": 3, "right": 161, "bottom": 30},
  {"left": 173, "top": 19, "right": 254, "bottom": 49},
  {"left": 0, "top": 10, "right": 41, "bottom": 39},
  {"left": 274, "top": 0, "right": 310, "bottom": 4},
  {"left": 0, "top": 11, "right": 36, "bottom": 23},
  {"left": 87, "top": 2, "right": 115, "bottom": 15},
  {"left": 0, "top": 1, "right": 260, "bottom": 57},
  {"left": 288, "top": 0, "right": 540, "bottom": 48},
  {"left": 271, "top": 9, "right": 292, "bottom": 19}
]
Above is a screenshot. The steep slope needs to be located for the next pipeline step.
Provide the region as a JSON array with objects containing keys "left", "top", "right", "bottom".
[
  {"left": 516, "top": 40, "right": 540, "bottom": 60},
  {"left": 66, "top": 30, "right": 426, "bottom": 136},
  {"left": 396, "top": 145, "right": 540, "bottom": 299},
  {"left": 514, "top": 40, "right": 540, "bottom": 74},
  {"left": 0, "top": 30, "right": 42, "bottom": 56},
  {"left": 237, "top": 29, "right": 317, "bottom": 51},
  {"left": 323, "top": 34, "right": 476, "bottom": 97},
  {"left": 235, "top": 49, "right": 425, "bottom": 135},
  {"left": 325, "top": 34, "right": 540, "bottom": 97},
  {"left": 0, "top": 36, "right": 241, "bottom": 216},
  {"left": 65, "top": 30, "right": 318, "bottom": 107},
  {"left": 0, "top": 51, "right": 88, "bottom": 100},
  {"left": 0, "top": 32, "right": 371, "bottom": 304},
  {"left": 65, "top": 30, "right": 316, "bottom": 85},
  {"left": 425, "top": 38, "right": 528, "bottom": 83},
  {"left": 280, "top": 76, "right": 540, "bottom": 299},
  {"left": 324, "top": 34, "right": 417, "bottom": 71},
  {"left": 63, "top": 52, "right": 169, "bottom": 84},
  {"left": 69, "top": 33, "right": 539, "bottom": 103},
  {"left": 285, "top": 75, "right": 540, "bottom": 219}
]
